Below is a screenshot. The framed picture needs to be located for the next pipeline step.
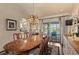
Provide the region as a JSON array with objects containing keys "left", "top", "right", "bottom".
[
  {"left": 65, "top": 19, "right": 73, "bottom": 26},
  {"left": 6, "top": 19, "right": 17, "bottom": 31}
]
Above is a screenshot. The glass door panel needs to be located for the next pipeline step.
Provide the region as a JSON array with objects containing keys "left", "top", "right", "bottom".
[
  {"left": 49, "top": 23, "right": 56, "bottom": 36},
  {"left": 49, "top": 23, "right": 60, "bottom": 42},
  {"left": 43, "top": 22, "right": 60, "bottom": 42},
  {"left": 56, "top": 24, "right": 60, "bottom": 39}
]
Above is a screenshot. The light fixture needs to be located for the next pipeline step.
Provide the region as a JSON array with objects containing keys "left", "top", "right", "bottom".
[
  {"left": 19, "top": 3, "right": 42, "bottom": 34},
  {"left": 28, "top": 15, "right": 38, "bottom": 23},
  {"left": 26, "top": 3, "right": 41, "bottom": 34},
  {"left": 28, "top": 15, "right": 40, "bottom": 34}
]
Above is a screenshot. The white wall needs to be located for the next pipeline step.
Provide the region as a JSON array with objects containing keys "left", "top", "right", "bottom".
[
  {"left": 62, "top": 4, "right": 79, "bottom": 36},
  {"left": 0, "top": 4, "right": 25, "bottom": 51},
  {"left": 72, "top": 4, "right": 79, "bottom": 16}
]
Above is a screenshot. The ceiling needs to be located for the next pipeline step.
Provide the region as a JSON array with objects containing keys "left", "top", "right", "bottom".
[{"left": 17, "top": 3, "right": 76, "bottom": 18}]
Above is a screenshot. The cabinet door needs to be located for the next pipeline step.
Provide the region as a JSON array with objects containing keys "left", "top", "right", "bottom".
[
  {"left": 70, "top": 47, "right": 78, "bottom": 55},
  {"left": 63, "top": 38, "right": 68, "bottom": 55},
  {"left": 66, "top": 41, "right": 71, "bottom": 55},
  {"left": 63, "top": 38, "right": 78, "bottom": 55}
]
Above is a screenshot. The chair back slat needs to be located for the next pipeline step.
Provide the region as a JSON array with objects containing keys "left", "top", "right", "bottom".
[{"left": 13, "top": 33, "right": 28, "bottom": 40}]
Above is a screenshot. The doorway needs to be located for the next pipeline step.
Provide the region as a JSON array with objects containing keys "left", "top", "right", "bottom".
[{"left": 43, "top": 22, "right": 61, "bottom": 42}]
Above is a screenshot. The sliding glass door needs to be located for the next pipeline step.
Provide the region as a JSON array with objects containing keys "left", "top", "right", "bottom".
[
  {"left": 43, "top": 22, "right": 60, "bottom": 42},
  {"left": 49, "top": 22, "right": 60, "bottom": 42}
]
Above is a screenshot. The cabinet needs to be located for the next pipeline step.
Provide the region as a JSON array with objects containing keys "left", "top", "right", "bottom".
[{"left": 63, "top": 36, "right": 78, "bottom": 55}]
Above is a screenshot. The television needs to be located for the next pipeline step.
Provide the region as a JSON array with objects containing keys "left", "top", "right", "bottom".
[{"left": 65, "top": 19, "right": 73, "bottom": 26}]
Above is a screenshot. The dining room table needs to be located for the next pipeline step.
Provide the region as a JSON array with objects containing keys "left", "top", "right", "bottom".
[{"left": 3, "top": 35, "right": 43, "bottom": 54}]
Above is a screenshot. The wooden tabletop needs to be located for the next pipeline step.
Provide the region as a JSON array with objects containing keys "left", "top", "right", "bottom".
[{"left": 3, "top": 35, "right": 43, "bottom": 52}]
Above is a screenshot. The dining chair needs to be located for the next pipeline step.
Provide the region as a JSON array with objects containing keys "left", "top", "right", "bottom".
[
  {"left": 13, "top": 33, "right": 28, "bottom": 40},
  {"left": 28, "top": 39, "right": 45, "bottom": 55},
  {"left": 37, "top": 37, "right": 49, "bottom": 55},
  {"left": 12, "top": 33, "right": 28, "bottom": 54},
  {"left": 43, "top": 37, "right": 49, "bottom": 54}
]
